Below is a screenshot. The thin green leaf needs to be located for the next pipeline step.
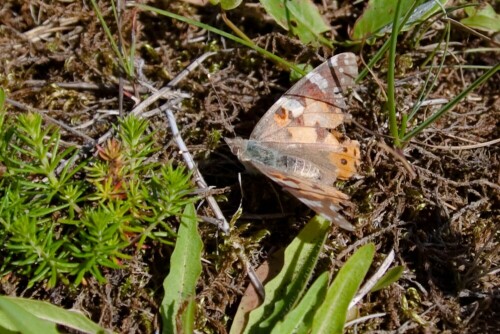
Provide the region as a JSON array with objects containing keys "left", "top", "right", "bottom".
[
  {"left": 136, "top": 4, "right": 306, "bottom": 76},
  {"left": 89, "top": 0, "right": 132, "bottom": 77},
  {"left": 402, "top": 62, "right": 500, "bottom": 142},
  {"left": 312, "top": 243, "right": 376, "bottom": 334},
  {"left": 386, "top": 0, "right": 406, "bottom": 147},
  {"left": 406, "top": 22, "right": 450, "bottom": 124},
  {"left": 28, "top": 204, "right": 70, "bottom": 218},
  {"left": 290, "top": 63, "right": 314, "bottom": 82},
  {"left": 371, "top": 266, "right": 404, "bottom": 292},
  {"left": 0, "top": 88, "right": 5, "bottom": 109},
  {"left": 161, "top": 203, "right": 202, "bottom": 334}
]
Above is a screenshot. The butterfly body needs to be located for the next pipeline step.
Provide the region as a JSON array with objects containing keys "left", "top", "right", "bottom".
[
  {"left": 226, "top": 53, "right": 360, "bottom": 231},
  {"left": 226, "top": 139, "right": 323, "bottom": 181}
]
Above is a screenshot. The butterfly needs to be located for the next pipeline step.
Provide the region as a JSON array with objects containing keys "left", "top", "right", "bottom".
[{"left": 225, "top": 53, "right": 360, "bottom": 231}]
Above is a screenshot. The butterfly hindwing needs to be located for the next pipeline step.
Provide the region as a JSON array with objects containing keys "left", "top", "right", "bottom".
[{"left": 261, "top": 166, "right": 355, "bottom": 231}]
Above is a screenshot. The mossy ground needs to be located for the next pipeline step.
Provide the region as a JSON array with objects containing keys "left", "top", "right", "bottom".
[{"left": 0, "top": 1, "right": 498, "bottom": 333}]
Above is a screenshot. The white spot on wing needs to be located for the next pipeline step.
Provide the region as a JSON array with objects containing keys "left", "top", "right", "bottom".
[
  {"left": 299, "top": 198, "right": 322, "bottom": 209},
  {"left": 329, "top": 203, "right": 341, "bottom": 212},
  {"left": 306, "top": 72, "right": 329, "bottom": 91},
  {"left": 281, "top": 179, "right": 300, "bottom": 188},
  {"left": 282, "top": 98, "right": 305, "bottom": 118}
]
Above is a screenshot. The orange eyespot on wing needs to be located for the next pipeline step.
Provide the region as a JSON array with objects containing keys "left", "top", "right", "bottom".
[
  {"left": 328, "top": 140, "right": 360, "bottom": 180},
  {"left": 273, "top": 107, "right": 289, "bottom": 126}
]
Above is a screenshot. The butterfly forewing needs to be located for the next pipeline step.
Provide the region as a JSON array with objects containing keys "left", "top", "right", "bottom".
[{"left": 250, "top": 53, "right": 358, "bottom": 143}]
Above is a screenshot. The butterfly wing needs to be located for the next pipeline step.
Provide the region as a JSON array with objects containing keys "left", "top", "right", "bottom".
[
  {"left": 228, "top": 53, "right": 360, "bottom": 230},
  {"left": 252, "top": 162, "right": 355, "bottom": 231},
  {"left": 249, "top": 52, "right": 360, "bottom": 183},
  {"left": 250, "top": 53, "right": 358, "bottom": 144}
]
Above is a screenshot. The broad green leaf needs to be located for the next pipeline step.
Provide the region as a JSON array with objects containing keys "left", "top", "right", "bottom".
[
  {"left": 461, "top": 3, "right": 500, "bottom": 33},
  {"left": 0, "top": 296, "right": 110, "bottom": 334},
  {"left": 351, "top": 0, "right": 447, "bottom": 41},
  {"left": 210, "top": 0, "right": 243, "bottom": 10},
  {"left": 0, "top": 297, "right": 58, "bottom": 334},
  {"left": 312, "top": 243, "right": 376, "bottom": 334},
  {"left": 229, "top": 250, "right": 283, "bottom": 334},
  {"left": 175, "top": 297, "right": 196, "bottom": 334},
  {"left": 270, "top": 272, "right": 328, "bottom": 334},
  {"left": 351, "top": 0, "right": 416, "bottom": 41},
  {"left": 378, "top": 0, "right": 448, "bottom": 35},
  {"left": 221, "top": 0, "right": 243, "bottom": 10},
  {"left": 371, "top": 266, "right": 404, "bottom": 292},
  {"left": 245, "top": 216, "right": 330, "bottom": 334},
  {"left": 260, "top": 0, "right": 330, "bottom": 45},
  {"left": 161, "top": 203, "right": 202, "bottom": 334}
]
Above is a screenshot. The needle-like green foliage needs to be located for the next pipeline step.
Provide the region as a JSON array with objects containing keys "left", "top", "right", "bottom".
[{"left": 0, "top": 96, "right": 197, "bottom": 288}]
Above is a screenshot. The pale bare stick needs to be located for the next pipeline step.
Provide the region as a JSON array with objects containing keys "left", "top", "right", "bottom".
[
  {"left": 415, "top": 137, "right": 500, "bottom": 150},
  {"left": 345, "top": 313, "right": 387, "bottom": 328},
  {"left": 96, "top": 90, "right": 187, "bottom": 144},
  {"left": 349, "top": 249, "right": 396, "bottom": 310},
  {"left": 155, "top": 54, "right": 264, "bottom": 297},
  {"left": 95, "top": 51, "right": 231, "bottom": 232},
  {"left": 164, "top": 107, "right": 230, "bottom": 234},
  {"left": 131, "top": 52, "right": 217, "bottom": 116},
  {"left": 95, "top": 52, "right": 217, "bottom": 144},
  {"left": 133, "top": 52, "right": 229, "bottom": 233}
]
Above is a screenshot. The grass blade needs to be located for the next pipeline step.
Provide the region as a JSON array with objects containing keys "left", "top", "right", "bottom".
[
  {"left": 136, "top": 4, "right": 306, "bottom": 76},
  {"left": 402, "top": 62, "right": 500, "bottom": 142}
]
